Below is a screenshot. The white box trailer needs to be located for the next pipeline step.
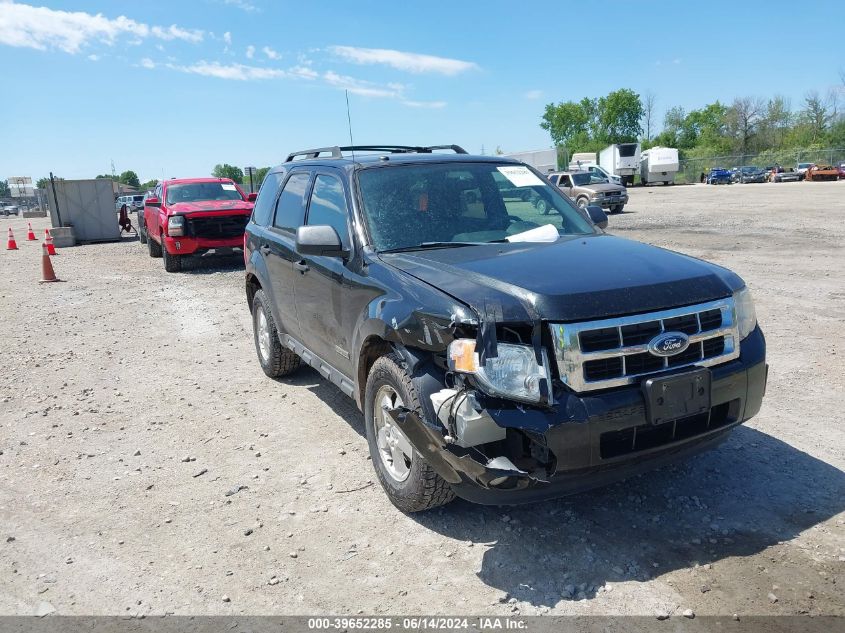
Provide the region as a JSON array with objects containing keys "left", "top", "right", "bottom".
[
  {"left": 599, "top": 143, "right": 640, "bottom": 186},
  {"left": 503, "top": 148, "right": 558, "bottom": 174},
  {"left": 568, "top": 152, "right": 597, "bottom": 170},
  {"left": 640, "top": 147, "right": 679, "bottom": 185}
]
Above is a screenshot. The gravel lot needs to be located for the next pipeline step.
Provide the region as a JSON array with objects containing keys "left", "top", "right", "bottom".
[{"left": 1, "top": 181, "right": 843, "bottom": 618}]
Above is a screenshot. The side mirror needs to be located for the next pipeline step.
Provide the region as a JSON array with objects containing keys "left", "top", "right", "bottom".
[
  {"left": 295, "top": 225, "right": 347, "bottom": 258},
  {"left": 145, "top": 197, "right": 161, "bottom": 207},
  {"left": 247, "top": 192, "right": 258, "bottom": 202},
  {"left": 586, "top": 204, "right": 608, "bottom": 230}
]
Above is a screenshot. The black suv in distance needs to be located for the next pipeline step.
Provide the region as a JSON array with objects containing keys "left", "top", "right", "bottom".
[{"left": 244, "top": 145, "right": 767, "bottom": 513}]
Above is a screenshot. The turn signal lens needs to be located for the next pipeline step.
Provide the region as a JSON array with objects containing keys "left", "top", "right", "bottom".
[{"left": 448, "top": 339, "right": 479, "bottom": 373}]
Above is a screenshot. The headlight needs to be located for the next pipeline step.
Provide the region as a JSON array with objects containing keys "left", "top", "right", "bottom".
[
  {"left": 448, "top": 339, "right": 550, "bottom": 404},
  {"left": 167, "top": 215, "right": 185, "bottom": 237},
  {"left": 590, "top": 191, "right": 603, "bottom": 198},
  {"left": 734, "top": 287, "right": 757, "bottom": 339}
]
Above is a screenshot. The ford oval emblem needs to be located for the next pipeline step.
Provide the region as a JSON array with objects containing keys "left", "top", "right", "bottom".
[{"left": 648, "top": 332, "right": 690, "bottom": 357}]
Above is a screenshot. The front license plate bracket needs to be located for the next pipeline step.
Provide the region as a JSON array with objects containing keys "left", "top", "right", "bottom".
[{"left": 642, "top": 368, "right": 711, "bottom": 426}]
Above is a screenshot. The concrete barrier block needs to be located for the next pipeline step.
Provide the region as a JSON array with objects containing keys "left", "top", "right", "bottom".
[{"left": 50, "top": 226, "right": 76, "bottom": 247}]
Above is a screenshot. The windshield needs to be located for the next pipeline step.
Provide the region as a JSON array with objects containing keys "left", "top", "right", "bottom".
[
  {"left": 166, "top": 182, "right": 244, "bottom": 204},
  {"left": 357, "top": 162, "right": 595, "bottom": 251},
  {"left": 571, "top": 172, "right": 607, "bottom": 186}
]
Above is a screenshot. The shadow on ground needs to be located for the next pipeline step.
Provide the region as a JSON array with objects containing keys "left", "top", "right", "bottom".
[
  {"left": 412, "top": 426, "right": 845, "bottom": 606},
  {"left": 278, "top": 369, "right": 845, "bottom": 608}
]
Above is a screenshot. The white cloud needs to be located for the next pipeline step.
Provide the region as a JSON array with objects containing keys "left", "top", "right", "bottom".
[
  {"left": 246, "top": 45, "right": 255, "bottom": 59},
  {"left": 87, "top": 53, "right": 99, "bottom": 61},
  {"left": 524, "top": 89, "right": 543, "bottom": 100},
  {"left": 222, "top": 31, "right": 232, "bottom": 45},
  {"left": 290, "top": 65, "right": 318, "bottom": 80},
  {"left": 0, "top": 1, "right": 203, "bottom": 54},
  {"left": 402, "top": 100, "right": 447, "bottom": 109},
  {"left": 166, "top": 60, "right": 288, "bottom": 81},
  {"left": 222, "top": 0, "right": 259, "bottom": 12},
  {"left": 323, "top": 70, "right": 404, "bottom": 98},
  {"left": 330, "top": 45, "right": 477, "bottom": 75},
  {"left": 152, "top": 24, "right": 203, "bottom": 43},
  {"left": 139, "top": 57, "right": 156, "bottom": 69},
  {"left": 262, "top": 46, "right": 280, "bottom": 60}
]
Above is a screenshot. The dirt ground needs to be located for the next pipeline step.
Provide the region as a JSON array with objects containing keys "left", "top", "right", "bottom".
[{"left": 1, "top": 180, "right": 843, "bottom": 618}]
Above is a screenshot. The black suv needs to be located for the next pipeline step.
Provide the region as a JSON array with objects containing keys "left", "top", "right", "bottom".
[{"left": 244, "top": 145, "right": 767, "bottom": 513}]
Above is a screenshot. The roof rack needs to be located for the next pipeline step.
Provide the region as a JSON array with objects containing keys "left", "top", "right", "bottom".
[{"left": 284, "top": 145, "right": 468, "bottom": 162}]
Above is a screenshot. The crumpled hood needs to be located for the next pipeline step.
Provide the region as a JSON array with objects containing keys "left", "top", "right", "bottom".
[
  {"left": 168, "top": 200, "right": 253, "bottom": 214},
  {"left": 380, "top": 234, "right": 744, "bottom": 323}
]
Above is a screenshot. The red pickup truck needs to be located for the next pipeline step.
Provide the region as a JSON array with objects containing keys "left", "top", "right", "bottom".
[{"left": 141, "top": 177, "right": 256, "bottom": 272}]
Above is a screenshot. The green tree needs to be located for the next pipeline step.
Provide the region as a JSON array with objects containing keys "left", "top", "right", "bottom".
[
  {"left": 140, "top": 179, "right": 159, "bottom": 191},
  {"left": 540, "top": 98, "right": 593, "bottom": 148},
  {"left": 36, "top": 177, "right": 50, "bottom": 190},
  {"left": 595, "top": 88, "right": 643, "bottom": 144},
  {"left": 212, "top": 164, "right": 244, "bottom": 183},
  {"left": 0, "top": 180, "right": 9, "bottom": 197},
  {"left": 118, "top": 170, "right": 140, "bottom": 188},
  {"left": 95, "top": 174, "right": 112, "bottom": 180}
]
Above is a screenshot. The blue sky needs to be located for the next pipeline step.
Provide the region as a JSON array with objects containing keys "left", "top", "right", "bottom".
[{"left": 1, "top": 0, "right": 843, "bottom": 183}]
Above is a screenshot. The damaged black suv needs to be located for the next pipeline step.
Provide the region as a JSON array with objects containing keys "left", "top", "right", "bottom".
[{"left": 244, "top": 145, "right": 767, "bottom": 512}]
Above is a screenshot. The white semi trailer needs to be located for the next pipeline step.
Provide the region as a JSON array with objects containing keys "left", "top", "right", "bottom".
[
  {"left": 640, "top": 147, "right": 679, "bottom": 185},
  {"left": 503, "top": 148, "right": 558, "bottom": 174},
  {"left": 599, "top": 143, "right": 640, "bottom": 187}
]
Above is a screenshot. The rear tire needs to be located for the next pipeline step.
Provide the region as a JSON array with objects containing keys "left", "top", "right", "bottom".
[
  {"left": 147, "top": 234, "right": 162, "bottom": 258},
  {"left": 252, "top": 289, "right": 300, "bottom": 378},
  {"left": 364, "top": 353, "right": 454, "bottom": 513},
  {"left": 138, "top": 223, "right": 147, "bottom": 245},
  {"left": 163, "top": 243, "right": 182, "bottom": 272}
]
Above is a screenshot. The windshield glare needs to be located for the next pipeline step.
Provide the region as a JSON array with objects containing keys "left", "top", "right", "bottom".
[
  {"left": 357, "top": 163, "right": 595, "bottom": 251},
  {"left": 166, "top": 182, "right": 244, "bottom": 204}
]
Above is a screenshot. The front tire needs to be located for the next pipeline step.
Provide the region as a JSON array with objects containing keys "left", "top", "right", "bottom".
[
  {"left": 364, "top": 354, "right": 454, "bottom": 513},
  {"left": 147, "top": 234, "right": 162, "bottom": 258},
  {"left": 252, "top": 289, "right": 300, "bottom": 378},
  {"left": 610, "top": 204, "right": 624, "bottom": 214},
  {"left": 162, "top": 243, "right": 182, "bottom": 272},
  {"left": 576, "top": 197, "right": 589, "bottom": 209}
]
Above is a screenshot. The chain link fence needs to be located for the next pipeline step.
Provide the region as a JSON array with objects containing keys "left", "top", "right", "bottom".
[{"left": 677, "top": 148, "right": 845, "bottom": 183}]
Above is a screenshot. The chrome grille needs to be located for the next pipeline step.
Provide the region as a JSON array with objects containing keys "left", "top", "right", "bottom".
[{"left": 550, "top": 298, "right": 739, "bottom": 392}]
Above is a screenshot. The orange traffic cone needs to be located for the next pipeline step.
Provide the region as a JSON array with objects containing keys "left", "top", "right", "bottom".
[
  {"left": 45, "top": 230, "right": 57, "bottom": 255},
  {"left": 40, "top": 242, "right": 60, "bottom": 283},
  {"left": 6, "top": 227, "right": 17, "bottom": 250},
  {"left": 26, "top": 223, "right": 36, "bottom": 241}
]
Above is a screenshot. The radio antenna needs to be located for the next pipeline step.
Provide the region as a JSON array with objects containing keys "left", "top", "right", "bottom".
[{"left": 345, "top": 90, "right": 356, "bottom": 162}]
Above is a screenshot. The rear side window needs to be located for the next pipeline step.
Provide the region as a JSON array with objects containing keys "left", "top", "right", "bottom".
[
  {"left": 252, "top": 171, "right": 284, "bottom": 227},
  {"left": 273, "top": 172, "right": 310, "bottom": 232},
  {"left": 307, "top": 175, "right": 350, "bottom": 247}
]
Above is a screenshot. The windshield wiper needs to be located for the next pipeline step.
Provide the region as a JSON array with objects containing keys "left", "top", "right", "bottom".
[{"left": 379, "top": 241, "right": 488, "bottom": 254}]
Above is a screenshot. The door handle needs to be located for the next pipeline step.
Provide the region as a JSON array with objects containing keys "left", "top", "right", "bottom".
[
  {"left": 259, "top": 244, "right": 270, "bottom": 255},
  {"left": 293, "top": 260, "right": 309, "bottom": 273}
]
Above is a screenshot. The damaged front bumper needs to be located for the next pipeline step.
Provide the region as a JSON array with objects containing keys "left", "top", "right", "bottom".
[{"left": 390, "top": 327, "right": 767, "bottom": 506}]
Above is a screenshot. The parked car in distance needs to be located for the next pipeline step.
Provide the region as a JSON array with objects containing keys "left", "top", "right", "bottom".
[
  {"left": 547, "top": 170, "right": 629, "bottom": 213},
  {"left": 796, "top": 162, "right": 814, "bottom": 179},
  {"left": 707, "top": 168, "right": 732, "bottom": 185},
  {"left": 733, "top": 166, "right": 767, "bottom": 184},
  {"left": 769, "top": 166, "right": 800, "bottom": 183},
  {"left": 837, "top": 163, "right": 845, "bottom": 179},
  {"left": 142, "top": 177, "right": 256, "bottom": 272},
  {"left": 2, "top": 204, "right": 19, "bottom": 216},
  {"left": 804, "top": 164, "right": 839, "bottom": 182},
  {"left": 243, "top": 144, "right": 766, "bottom": 512}
]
